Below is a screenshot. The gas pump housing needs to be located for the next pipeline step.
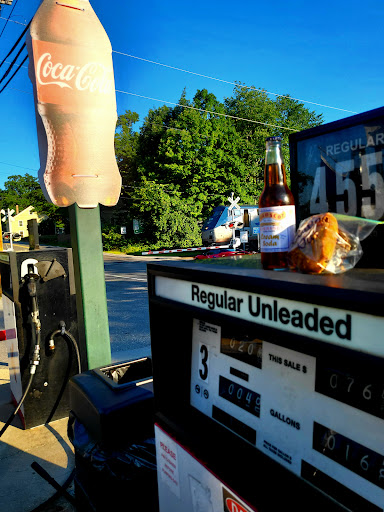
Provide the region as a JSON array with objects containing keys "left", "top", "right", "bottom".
[
  {"left": 0, "top": 248, "right": 87, "bottom": 429},
  {"left": 148, "top": 260, "right": 384, "bottom": 512}
]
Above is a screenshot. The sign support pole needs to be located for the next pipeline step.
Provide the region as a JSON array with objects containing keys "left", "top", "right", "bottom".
[{"left": 69, "top": 204, "right": 111, "bottom": 369}]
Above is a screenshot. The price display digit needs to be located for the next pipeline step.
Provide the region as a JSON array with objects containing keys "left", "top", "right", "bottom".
[
  {"left": 221, "top": 336, "right": 262, "bottom": 369},
  {"left": 316, "top": 359, "right": 384, "bottom": 420},
  {"left": 313, "top": 422, "right": 384, "bottom": 489},
  {"left": 219, "top": 376, "right": 260, "bottom": 417},
  {"left": 309, "top": 151, "right": 384, "bottom": 220},
  {"left": 199, "top": 343, "right": 209, "bottom": 382}
]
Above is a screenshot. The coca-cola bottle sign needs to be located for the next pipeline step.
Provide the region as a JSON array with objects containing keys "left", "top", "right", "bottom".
[
  {"left": 33, "top": 40, "right": 115, "bottom": 108},
  {"left": 27, "top": 0, "right": 121, "bottom": 208}
]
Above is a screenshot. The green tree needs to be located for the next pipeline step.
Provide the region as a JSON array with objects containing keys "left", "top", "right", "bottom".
[
  {"left": 136, "top": 89, "right": 249, "bottom": 218},
  {"left": 114, "top": 110, "right": 140, "bottom": 187},
  {"left": 130, "top": 179, "right": 201, "bottom": 248},
  {"left": 114, "top": 85, "right": 323, "bottom": 249},
  {"left": 0, "top": 173, "right": 58, "bottom": 217},
  {"left": 0, "top": 173, "right": 73, "bottom": 234},
  {"left": 224, "top": 84, "right": 323, "bottom": 191}
]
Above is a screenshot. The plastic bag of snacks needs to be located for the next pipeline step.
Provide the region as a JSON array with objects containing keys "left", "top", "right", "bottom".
[{"left": 288, "top": 213, "right": 383, "bottom": 274}]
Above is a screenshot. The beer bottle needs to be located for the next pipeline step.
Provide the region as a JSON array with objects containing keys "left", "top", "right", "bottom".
[{"left": 259, "top": 136, "right": 295, "bottom": 270}]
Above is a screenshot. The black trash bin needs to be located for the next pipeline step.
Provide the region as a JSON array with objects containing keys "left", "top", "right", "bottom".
[{"left": 68, "top": 357, "right": 158, "bottom": 512}]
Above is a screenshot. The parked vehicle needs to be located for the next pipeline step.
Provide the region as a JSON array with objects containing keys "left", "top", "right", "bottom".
[
  {"left": 201, "top": 205, "right": 260, "bottom": 250},
  {"left": 3, "top": 232, "right": 22, "bottom": 242}
]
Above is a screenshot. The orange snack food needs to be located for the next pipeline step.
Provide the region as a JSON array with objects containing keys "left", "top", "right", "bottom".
[{"left": 288, "top": 213, "right": 339, "bottom": 274}]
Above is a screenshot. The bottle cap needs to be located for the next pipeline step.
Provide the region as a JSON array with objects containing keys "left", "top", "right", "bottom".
[{"left": 266, "top": 136, "right": 282, "bottom": 142}]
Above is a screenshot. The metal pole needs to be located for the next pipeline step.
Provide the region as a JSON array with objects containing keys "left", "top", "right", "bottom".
[
  {"left": 69, "top": 204, "right": 111, "bottom": 369},
  {"left": 8, "top": 209, "right": 13, "bottom": 251}
]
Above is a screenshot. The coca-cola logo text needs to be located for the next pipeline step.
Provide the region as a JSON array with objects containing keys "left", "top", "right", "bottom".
[{"left": 36, "top": 52, "right": 114, "bottom": 94}]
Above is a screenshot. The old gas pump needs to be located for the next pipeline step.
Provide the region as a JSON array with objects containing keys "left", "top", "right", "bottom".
[
  {"left": 147, "top": 107, "right": 384, "bottom": 512},
  {"left": 148, "top": 261, "right": 384, "bottom": 512},
  {"left": 0, "top": 248, "right": 86, "bottom": 429}
]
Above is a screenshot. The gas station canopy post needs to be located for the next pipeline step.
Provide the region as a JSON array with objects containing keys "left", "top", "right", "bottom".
[{"left": 69, "top": 204, "right": 111, "bottom": 369}]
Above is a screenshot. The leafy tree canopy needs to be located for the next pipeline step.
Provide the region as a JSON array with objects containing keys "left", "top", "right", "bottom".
[
  {"left": 115, "top": 84, "right": 323, "bottom": 248},
  {"left": 0, "top": 173, "right": 58, "bottom": 217}
]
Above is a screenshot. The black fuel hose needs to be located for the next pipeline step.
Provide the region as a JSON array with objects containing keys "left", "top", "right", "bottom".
[
  {"left": 0, "top": 272, "right": 41, "bottom": 439},
  {"left": 48, "top": 322, "right": 82, "bottom": 374},
  {"left": 0, "top": 373, "right": 34, "bottom": 438}
]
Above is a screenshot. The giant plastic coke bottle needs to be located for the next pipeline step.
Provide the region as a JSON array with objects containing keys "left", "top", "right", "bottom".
[
  {"left": 259, "top": 137, "right": 296, "bottom": 270},
  {"left": 27, "top": 0, "right": 121, "bottom": 208}
]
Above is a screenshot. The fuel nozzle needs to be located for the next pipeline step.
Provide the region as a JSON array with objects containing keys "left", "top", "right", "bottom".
[{"left": 48, "top": 321, "right": 67, "bottom": 354}]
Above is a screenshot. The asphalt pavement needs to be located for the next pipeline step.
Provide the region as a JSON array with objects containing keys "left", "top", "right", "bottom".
[{"left": 0, "top": 248, "right": 193, "bottom": 512}]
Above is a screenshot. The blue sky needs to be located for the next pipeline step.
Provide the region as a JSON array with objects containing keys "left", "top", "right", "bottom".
[{"left": 0, "top": 0, "right": 383, "bottom": 190}]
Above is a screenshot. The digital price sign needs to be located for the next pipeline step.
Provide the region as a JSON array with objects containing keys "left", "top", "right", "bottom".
[
  {"left": 289, "top": 106, "right": 384, "bottom": 268},
  {"left": 190, "top": 318, "right": 384, "bottom": 511}
]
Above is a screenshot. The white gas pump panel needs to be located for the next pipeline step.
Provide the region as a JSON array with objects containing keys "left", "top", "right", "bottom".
[{"left": 190, "top": 318, "right": 384, "bottom": 510}]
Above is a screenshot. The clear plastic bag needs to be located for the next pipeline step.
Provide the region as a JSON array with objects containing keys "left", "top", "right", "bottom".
[{"left": 288, "top": 213, "right": 383, "bottom": 274}]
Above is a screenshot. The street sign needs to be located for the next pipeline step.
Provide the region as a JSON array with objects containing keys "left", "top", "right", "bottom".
[
  {"left": 133, "top": 219, "right": 143, "bottom": 234},
  {"left": 240, "top": 230, "right": 248, "bottom": 243}
]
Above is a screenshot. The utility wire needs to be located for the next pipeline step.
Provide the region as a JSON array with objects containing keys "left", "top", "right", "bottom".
[
  {"left": 116, "top": 90, "right": 299, "bottom": 132},
  {"left": 0, "top": 18, "right": 30, "bottom": 69},
  {"left": 0, "top": 160, "right": 38, "bottom": 172},
  {"left": 112, "top": 50, "right": 358, "bottom": 115},
  {"left": 0, "top": 53, "right": 28, "bottom": 93},
  {"left": 5, "top": 58, "right": 28, "bottom": 69},
  {"left": 0, "top": 0, "right": 20, "bottom": 38},
  {"left": 0, "top": 15, "right": 26, "bottom": 26},
  {"left": 0, "top": 42, "right": 26, "bottom": 85}
]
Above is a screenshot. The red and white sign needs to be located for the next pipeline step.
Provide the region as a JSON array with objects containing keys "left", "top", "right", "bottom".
[{"left": 155, "top": 425, "right": 257, "bottom": 512}]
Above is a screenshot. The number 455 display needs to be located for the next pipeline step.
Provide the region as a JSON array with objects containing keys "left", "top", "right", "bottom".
[
  {"left": 290, "top": 108, "right": 384, "bottom": 225},
  {"left": 311, "top": 149, "right": 384, "bottom": 219}
]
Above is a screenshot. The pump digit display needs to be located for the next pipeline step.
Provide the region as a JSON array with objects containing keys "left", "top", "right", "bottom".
[{"left": 190, "top": 318, "right": 384, "bottom": 510}]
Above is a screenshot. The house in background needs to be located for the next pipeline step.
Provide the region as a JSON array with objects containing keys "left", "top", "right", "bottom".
[{"left": 10, "top": 205, "right": 39, "bottom": 238}]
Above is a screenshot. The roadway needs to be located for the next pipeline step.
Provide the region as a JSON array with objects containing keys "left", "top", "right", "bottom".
[{"left": 2, "top": 242, "right": 193, "bottom": 362}]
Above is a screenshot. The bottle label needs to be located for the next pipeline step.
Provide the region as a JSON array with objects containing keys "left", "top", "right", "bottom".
[
  {"left": 31, "top": 39, "right": 116, "bottom": 108},
  {"left": 259, "top": 206, "right": 296, "bottom": 252}
]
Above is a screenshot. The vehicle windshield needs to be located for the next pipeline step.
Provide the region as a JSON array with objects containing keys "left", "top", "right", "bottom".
[{"left": 202, "top": 206, "right": 226, "bottom": 230}]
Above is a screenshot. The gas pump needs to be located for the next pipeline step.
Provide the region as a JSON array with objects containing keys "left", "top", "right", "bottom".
[
  {"left": 147, "top": 260, "right": 384, "bottom": 512},
  {"left": 0, "top": 248, "right": 86, "bottom": 430}
]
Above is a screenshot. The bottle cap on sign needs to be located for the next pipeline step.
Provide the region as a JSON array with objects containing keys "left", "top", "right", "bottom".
[{"left": 266, "top": 136, "right": 282, "bottom": 142}]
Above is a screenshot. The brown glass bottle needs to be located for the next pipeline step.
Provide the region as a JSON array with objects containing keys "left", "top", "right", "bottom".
[{"left": 259, "top": 137, "right": 295, "bottom": 270}]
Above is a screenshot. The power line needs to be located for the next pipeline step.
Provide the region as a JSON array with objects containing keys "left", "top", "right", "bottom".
[
  {"left": 0, "top": 42, "right": 25, "bottom": 85},
  {"left": 5, "top": 58, "right": 28, "bottom": 69},
  {"left": 0, "top": 13, "right": 32, "bottom": 94},
  {"left": 0, "top": 161, "right": 38, "bottom": 172},
  {"left": 7, "top": 85, "right": 32, "bottom": 94},
  {"left": 0, "top": 81, "right": 300, "bottom": 131},
  {"left": 0, "top": 18, "right": 30, "bottom": 69},
  {"left": 0, "top": 0, "right": 20, "bottom": 38},
  {"left": 0, "top": 53, "right": 27, "bottom": 93},
  {"left": 115, "top": 89, "right": 299, "bottom": 131},
  {"left": 0, "top": 15, "right": 26, "bottom": 26},
  {"left": 112, "top": 50, "right": 358, "bottom": 115}
]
